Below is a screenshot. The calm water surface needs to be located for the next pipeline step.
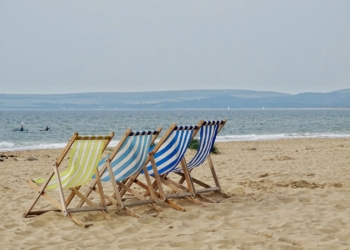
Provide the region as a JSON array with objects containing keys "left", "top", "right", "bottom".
[{"left": 1, "top": 109, "right": 349, "bottom": 151}]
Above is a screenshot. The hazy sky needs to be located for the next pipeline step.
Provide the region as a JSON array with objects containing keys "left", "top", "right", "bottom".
[{"left": 1, "top": 1, "right": 349, "bottom": 94}]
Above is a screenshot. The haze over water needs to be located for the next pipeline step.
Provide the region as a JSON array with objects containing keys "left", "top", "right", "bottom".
[{"left": 1, "top": 109, "right": 350, "bottom": 152}]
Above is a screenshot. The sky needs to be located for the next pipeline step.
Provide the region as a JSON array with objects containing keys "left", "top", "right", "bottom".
[{"left": 0, "top": 1, "right": 349, "bottom": 95}]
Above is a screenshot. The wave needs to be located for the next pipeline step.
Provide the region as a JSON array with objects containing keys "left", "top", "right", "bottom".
[
  {"left": 216, "top": 133, "right": 350, "bottom": 142},
  {"left": 0, "top": 140, "right": 121, "bottom": 152},
  {"left": 1, "top": 133, "right": 350, "bottom": 152},
  {"left": 0, "top": 141, "right": 15, "bottom": 149},
  {"left": 0, "top": 142, "right": 67, "bottom": 152}
]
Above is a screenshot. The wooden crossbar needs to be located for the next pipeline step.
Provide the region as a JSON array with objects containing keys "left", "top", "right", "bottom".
[
  {"left": 67, "top": 206, "right": 106, "bottom": 213},
  {"left": 196, "top": 187, "right": 220, "bottom": 193},
  {"left": 165, "top": 192, "right": 194, "bottom": 198},
  {"left": 123, "top": 199, "right": 157, "bottom": 207}
]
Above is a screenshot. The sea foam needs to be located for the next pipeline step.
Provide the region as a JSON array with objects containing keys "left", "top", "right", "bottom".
[
  {"left": 216, "top": 133, "right": 350, "bottom": 142},
  {"left": 0, "top": 141, "right": 15, "bottom": 150}
]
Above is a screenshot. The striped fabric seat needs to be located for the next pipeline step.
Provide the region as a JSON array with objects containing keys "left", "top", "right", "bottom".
[
  {"left": 173, "top": 120, "right": 222, "bottom": 172},
  {"left": 24, "top": 133, "right": 114, "bottom": 227},
  {"left": 34, "top": 135, "right": 110, "bottom": 190},
  {"left": 144, "top": 126, "right": 195, "bottom": 176},
  {"left": 99, "top": 131, "right": 154, "bottom": 182}
]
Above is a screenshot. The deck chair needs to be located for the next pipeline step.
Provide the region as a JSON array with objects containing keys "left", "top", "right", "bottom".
[
  {"left": 78, "top": 128, "right": 163, "bottom": 218},
  {"left": 23, "top": 132, "right": 114, "bottom": 228},
  {"left": 123, "top": 122, "right": 205, "bottom": 212},
  {"left": 172, "top": 120, "right": 228, "bottom": 202}
]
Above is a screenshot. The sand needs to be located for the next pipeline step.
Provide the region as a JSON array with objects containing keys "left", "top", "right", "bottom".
[{"left": 1, "top": 138, "right": 350, "bottom": 250}]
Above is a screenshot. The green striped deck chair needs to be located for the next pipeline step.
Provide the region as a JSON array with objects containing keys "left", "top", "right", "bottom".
[
  {"left": 78, "top": 128, "right": 163, "bottom": 218},
  {"left": 23, "top": 132, "right": 114, "bottom": 228}
]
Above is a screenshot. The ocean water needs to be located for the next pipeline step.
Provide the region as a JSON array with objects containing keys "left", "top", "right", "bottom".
[{"left": 0, "top": 109, "right": 350, "bottom": 152}]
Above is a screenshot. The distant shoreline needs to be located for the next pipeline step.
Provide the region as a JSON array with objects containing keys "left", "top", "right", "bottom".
[
  {"left": 1, "top": 108, "right": 350, "bottom": 111},
  {"left": 1, "top": 89, "right": 350, "bottom": 109}
]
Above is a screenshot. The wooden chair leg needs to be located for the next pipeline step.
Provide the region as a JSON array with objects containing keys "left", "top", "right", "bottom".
[
  {"left": 150, "top": 154, "right": 166, "bottom": 201},
  {"left": 179, "top": 158, "right": 196, "bottom": 195},
  {"left": 24, "top": 179, "right": 64, "bottom": 217},
  {"left": 53, "top": 164, "right": 69, "bottom": 216}
]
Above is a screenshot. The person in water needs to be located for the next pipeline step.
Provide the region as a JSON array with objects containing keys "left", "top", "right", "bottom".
[
  {"left": 20, "top": 125, "right": 24, "bottom": 131},
  {"left": 45, "top": 126, "right": 50, "bottom": 131}
]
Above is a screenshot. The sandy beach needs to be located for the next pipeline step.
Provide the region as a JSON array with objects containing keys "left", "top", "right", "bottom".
[{"left": 1, "top": 138, "right": 350, "bottom": 249}]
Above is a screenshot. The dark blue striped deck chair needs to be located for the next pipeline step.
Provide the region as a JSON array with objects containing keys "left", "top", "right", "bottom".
[
  {"left": 78, "top": 128, "right": 163, "bottom": 218},
  {"left": 172, "top": 120, "right": 228, "bottom": 202},
  {"left": 123, "top": 123, "right": 204, "bottom": 212}
]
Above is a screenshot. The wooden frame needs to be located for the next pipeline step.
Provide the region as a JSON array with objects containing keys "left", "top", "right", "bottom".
[
  {"left": 23, "top": 132, "right": 115, "bottom": 228},
  {"left": 78, "top": 128, "right": 164, "bottom": 218}
]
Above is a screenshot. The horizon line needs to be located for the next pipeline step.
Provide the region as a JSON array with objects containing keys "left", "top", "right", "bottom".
[{"left": 1, "top": 88, "right": 349, "bottom": 96}]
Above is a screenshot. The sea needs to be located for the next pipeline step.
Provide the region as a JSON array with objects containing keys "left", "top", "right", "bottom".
[{"left": 1, "top": 109, "right": 350, "bottom": 152}]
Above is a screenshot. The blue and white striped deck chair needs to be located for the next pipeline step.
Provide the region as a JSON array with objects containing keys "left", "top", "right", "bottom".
[
  {"left": 126, "top": 123, "right": 205, "bottom": 212},
  {"left": 79, "top": 128, "right": 163, "bottom": 218},
  {"left": 23, "top": 132, "right": 114, "bottom": 228},
  {"left": 172, "top": 120, "right": 227, "bottom": 202}
]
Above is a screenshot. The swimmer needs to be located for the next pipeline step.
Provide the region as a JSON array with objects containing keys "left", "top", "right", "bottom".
[
  {"left": 40, "top": 126, "right": 50, "bottom": 131},
  {"left": 20, "top": 125, "right": 24, "bottom": 131}
]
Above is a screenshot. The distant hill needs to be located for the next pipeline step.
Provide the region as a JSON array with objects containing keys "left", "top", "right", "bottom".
[{"left": 0, "top": 89, "right": 349, "bottom": 109}]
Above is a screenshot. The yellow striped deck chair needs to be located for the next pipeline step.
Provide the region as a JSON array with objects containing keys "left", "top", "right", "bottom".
[{"left": 23, "top": 132, "right": 114, "bottom": 228}]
